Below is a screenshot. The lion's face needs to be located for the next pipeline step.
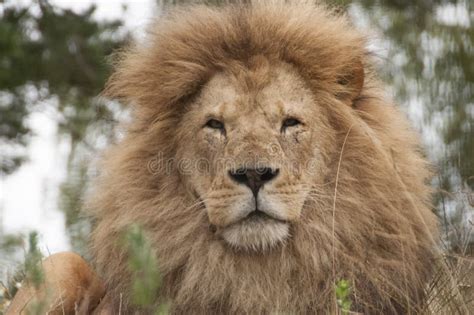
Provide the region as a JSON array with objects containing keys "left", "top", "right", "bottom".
[{"left": 177, "top": 61, "right": 334, "bottom": 251}]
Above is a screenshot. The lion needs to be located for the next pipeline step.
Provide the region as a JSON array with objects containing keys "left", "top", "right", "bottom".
[{"left": 8, "top": 1, "right": 439, "bottom": 314}]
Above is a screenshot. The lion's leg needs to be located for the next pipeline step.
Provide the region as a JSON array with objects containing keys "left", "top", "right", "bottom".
[{"left": 6, "top": 252, "right": 106, "bottom": 315}]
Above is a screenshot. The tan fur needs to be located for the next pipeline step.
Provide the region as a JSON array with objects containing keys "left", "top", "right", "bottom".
[
  {"left": 7, "top": 253, "right": 105, "bottom": 314},
  {"left": 87, "top": 1, "right": 439, "bottom": 313}
]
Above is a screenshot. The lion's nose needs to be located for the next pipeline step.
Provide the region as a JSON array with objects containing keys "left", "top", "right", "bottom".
[{"left": 228, "top": 167, "right": 279, "bottom": 197}]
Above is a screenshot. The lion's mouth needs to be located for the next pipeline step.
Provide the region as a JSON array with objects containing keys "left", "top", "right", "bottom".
[
  {"left": 246, "top": 209, "right": 267, "bottom": 219},
  {"left": 216, "top": 209, "right": 290, "bottom": 251},
  {"left": 239, "top": 209, "right": 287, "bottom": 224}
]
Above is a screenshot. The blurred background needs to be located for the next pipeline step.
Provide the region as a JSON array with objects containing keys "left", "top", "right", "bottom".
[{"left": 0, "top": 0, "right": 472, "bottom": 294}]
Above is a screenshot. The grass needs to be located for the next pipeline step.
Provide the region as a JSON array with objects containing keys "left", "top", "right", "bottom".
[
  {"left": 123, "top": 225, "right": 168, "bottom": 313},
  {"left": 0, "top": 232, "right": 46, "bottom": 315},
  {"left": 335, "top": 279, "right": 352, "bottom": 314}
]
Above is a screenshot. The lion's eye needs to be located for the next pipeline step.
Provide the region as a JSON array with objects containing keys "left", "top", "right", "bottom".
[
  {"left": 205, "top": 119, "right": 225, "bottom": 131},
  {"left": 281, "top": 118, "right": 301, "bottom": 131}
]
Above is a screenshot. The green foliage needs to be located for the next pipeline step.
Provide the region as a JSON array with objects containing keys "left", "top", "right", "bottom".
[
  {"left": 0, "top": 0, "right": 127, "bottom": 253},
  {"left": 23, "top": 232, "right": 43, "bottom": 289},
  {"left": 0, "top": 232, "right": 54, "bottom": 314},
  {"left": 0, "top": 233, "right": 25, "bottom": 313},
  {"left": 0, "top": 234, "right": 24, "bottom": 256},
  {"left": 0, "top": 0, "right": 126, "bottom": 174},
  {"left": 0, "top": 282, "right": 11, "bottom": 314},
  {"left": 335, "top": 279, "right": 352, "bottom": 314},
  {"left": 59, "top": 161, "right": 91, "bottom": 254},
  {"left": 124, "top": 225, "right": 165, "bottom": 312},
  {"left": 355, "top": 0, "right": 473, "bottom": 192}
]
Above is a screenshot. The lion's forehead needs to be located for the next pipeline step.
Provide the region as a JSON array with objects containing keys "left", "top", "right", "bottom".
[{"left": 196, "top": 63, "right": 317, "bottom": 128}]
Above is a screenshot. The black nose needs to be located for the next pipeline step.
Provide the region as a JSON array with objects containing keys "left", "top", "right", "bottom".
[{"left": 228, "top": 167, "right": 279, "bottom": 197}]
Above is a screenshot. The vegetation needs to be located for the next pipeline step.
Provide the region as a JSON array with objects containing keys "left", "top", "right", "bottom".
[
  {"left": 335, "top": 279, "right": 352, "bottom": 314},
  {"left": 352, "top": 0, "right": 473, "bottom": 252},
  {"left": 0, "top": 228, "right": 167, "bottom": 314},
  {"left": 0, "top": 232, "right": 45, "bottom": 314},
  {"left": 124, "top": 225, "right": 166, "bottom": 312},
  {"left": 0, "top": 0, "right": 127, "bottom": 253}
]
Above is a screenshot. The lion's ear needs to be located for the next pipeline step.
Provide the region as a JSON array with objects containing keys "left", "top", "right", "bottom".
[{"left": 336, "top": 59, "right": 364, "bottom": 106}]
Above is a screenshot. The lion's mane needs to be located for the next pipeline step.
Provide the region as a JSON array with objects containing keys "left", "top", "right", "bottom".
[{"left": 87, "top": 1, "right": 438, "bottom": 313}]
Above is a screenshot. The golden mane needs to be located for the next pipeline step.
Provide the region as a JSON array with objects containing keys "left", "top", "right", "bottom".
[{"left": 87, "top": 1, "right": 439, "bottom": 313}]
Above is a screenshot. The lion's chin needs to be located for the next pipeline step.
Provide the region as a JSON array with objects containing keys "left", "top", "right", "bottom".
[{"left": 219, "top": 215, "right": 289, "bottom": 252}]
